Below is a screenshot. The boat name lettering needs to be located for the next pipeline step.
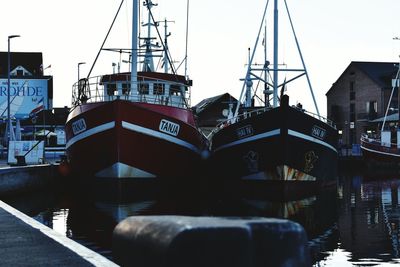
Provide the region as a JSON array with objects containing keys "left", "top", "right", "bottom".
[
  {"left": 72, "top": 118, "right": 87, "bottom": 135},
  {"left": 236, "top": 125, "right": 254, "bottom": 139},
  {"left": 159, "top": 119, "right": 180, "bottom": 136},
  {"left": 311, "top": 125, "right": 326, "bottom": 140}
]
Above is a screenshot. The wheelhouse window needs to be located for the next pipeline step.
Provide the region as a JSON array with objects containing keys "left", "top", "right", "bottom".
[
  {"left": 139, "top": 83, "right": 149, "bottom": 94},
  {"left": 107, "top": 83, "right": 117, "bottom": 96},
  {"left": 122, "top": 83, "right": 131, "bottom": 95},
  {"left": 170, "top": 84, "right": 182, "bottom": 96},
  {"left": 153, "top": 83, "right": 165, "bottom": 95}
]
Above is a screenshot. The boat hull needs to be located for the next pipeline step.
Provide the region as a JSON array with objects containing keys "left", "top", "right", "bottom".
[
  {"left": 360, "top": 137, "right": 400, "bottom": 166},
  {"left": 211, "top": 102, "right": 338, "bottom": 197},
  {"left": 65, "top": 100, "right": 209, "bottom": 179}
]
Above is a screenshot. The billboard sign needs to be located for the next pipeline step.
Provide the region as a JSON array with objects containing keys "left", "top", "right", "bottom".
[{"left": 0, "top": 78, "right": 51, "bottom": 119}]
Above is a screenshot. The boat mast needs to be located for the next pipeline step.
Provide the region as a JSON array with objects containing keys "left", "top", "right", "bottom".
[
  {"left": 142, "top": 0, "right": 157, "bottom": 72},
  {"left": 184, "top": 0, "right": 190, "bottom": 78},
  {"left": 245, "top": 48, "right": 253, "bottom": 107},
  {"left": 233, "top": 1, "right": 269, "bottom": 116},
  {"left": 131, "top": 0, "right": 138, "bottom": 94},
  {"left": 263, "top": 19, "right": 270, "bottom": 106},
  {"left": 273, "top": 0, "right": 279, "bottom": 107},
  {"left": 162, "top": 19, "right": 173, "bottom": 73}
]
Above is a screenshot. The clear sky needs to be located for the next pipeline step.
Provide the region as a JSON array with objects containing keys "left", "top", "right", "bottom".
[{"left": 2, "top": 0, "right": 400, "bottom": 116}]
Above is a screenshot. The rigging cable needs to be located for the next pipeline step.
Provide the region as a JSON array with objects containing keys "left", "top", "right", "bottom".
[{"left": 86, "top": 0, "right": 125, "bottom": 80}]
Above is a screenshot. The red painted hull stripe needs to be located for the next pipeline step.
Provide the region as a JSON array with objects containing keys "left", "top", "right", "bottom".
[
  {"left": 121, "top": 121, "right": 200, "bottom": 153},
  {"left": 66, "top": 121, "right": 115, "bottom": 149}
]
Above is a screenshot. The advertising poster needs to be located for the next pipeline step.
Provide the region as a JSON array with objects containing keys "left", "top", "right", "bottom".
[
  {"left": 8, "top": 140, "right": 44, "bottom": 164},
  {"left": 0, "top": 78, "right": 51, "bottom": 119}
]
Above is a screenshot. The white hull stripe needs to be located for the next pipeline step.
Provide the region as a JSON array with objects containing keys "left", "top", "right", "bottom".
[
  {"left": 66, "top": 121, "right": 115, "bottom": 149},
  {"left": 288, "top": 130, "right": 337, "bottom": 153},
  {"left": 214, "top": 128, "right": 337, "bottom": 153},
  {"left": 360, "top": 145, "right": 400, "bottom": 158},
  {"left": 122, "top": 121, "right": 200, "bottom": 153},
  {"left": 214, "top": 129, "right": 281, "bottom": 152}
]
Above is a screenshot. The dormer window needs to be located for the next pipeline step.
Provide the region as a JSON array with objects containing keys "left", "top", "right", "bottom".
[{"left": 10, "top": 65, "right": 32, "bottom": 76}]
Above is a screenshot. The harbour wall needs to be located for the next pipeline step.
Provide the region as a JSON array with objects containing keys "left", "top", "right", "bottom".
[{"left": 0, "top": 164, "right": 60, "bottom": 196}]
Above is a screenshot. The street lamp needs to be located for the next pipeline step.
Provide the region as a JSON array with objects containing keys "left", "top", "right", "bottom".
[
  {"left": 78, "top": 62, "right": 86, "bottom": 82},
  {"left": 7, "top": 35, "right": 20, "bottom": 145}
]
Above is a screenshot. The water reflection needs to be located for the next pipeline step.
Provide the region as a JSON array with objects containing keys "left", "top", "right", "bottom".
[
  {"left": 334, "top": 175, "right": 400, "bottom": 266},
  {"left": 2, "top": 174, "right": 400, "bottom": 266}
]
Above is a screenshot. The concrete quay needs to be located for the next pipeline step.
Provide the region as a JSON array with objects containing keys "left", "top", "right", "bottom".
[
  {"left": 0, "top": 200, "right": 117, "bottom": 267},
  {"left": 0, "top": 158, "right": 117, "bottom": 266}
]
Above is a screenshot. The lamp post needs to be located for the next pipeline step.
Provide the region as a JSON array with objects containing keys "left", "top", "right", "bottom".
[
  {"left": 78, "top": 62, "right": 86, "bottom": 82},
  {"left": 7, "top": 35, "right": 20, "bottom": 145}
]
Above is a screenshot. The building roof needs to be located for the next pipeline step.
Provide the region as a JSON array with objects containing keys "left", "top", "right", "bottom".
[
  {"left": 193, "top": 93, "right": 238, "bottom": 114},
  {"left": 0, "top": 52, "right": 43, "bottom": 77},
  {"left": 326, "top": 61, "right": 398, "bottom": 95},
  {"left": 372, "top": 112, "right": 398, "bottom": 123},
  {"left": 353, "top": 61, "right": 398, "bottom": 88}
]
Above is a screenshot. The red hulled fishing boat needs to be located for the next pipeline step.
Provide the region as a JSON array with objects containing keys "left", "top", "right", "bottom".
[{"left": 65, "top": 0, "right": 209, "bottom": 180}]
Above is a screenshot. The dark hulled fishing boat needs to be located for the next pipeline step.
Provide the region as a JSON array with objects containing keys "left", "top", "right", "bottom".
[{"left": 209, "top": 0, "right": 338, "bottom": 198}]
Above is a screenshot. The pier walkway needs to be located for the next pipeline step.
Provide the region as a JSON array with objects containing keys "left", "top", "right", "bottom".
[
  {"left": 0, "top": 200, "right": 117, "bottom": 266},
  {"left": 0, "top": 155, "right": 117, "bottom": 267}
]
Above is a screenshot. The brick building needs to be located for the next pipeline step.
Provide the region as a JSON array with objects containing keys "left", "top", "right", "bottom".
[{"left": 326, "top": 61, "right": 398, "bottom": 147}]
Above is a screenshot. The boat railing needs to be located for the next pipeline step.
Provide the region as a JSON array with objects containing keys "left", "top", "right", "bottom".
[
  {"left": 299, "top": 108, "right": 337, "bottom": 129},
  {"left": 207, "top": 105, "right": 336, "bottom": 139},
  {"left": 207, "top": 106, "right": 271, "bottom": 138},
  {"left": 361, "top": 133, "right": 380, "bottom": 144},
  {"left": 71, "top": 74, "right": 191, "bottom": 109},
  {"left": 361, "top": 133, "right": 400, "bottom": 155},
  {"left": 361, "top": 133, "right": 394, "bottom": 147}
]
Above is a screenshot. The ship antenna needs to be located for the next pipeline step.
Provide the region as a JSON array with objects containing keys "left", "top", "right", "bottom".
[
  {"left": 184, "top": 0, "right": 190, "bottom": 78},
  {"left": 144, "top": 0, "right": 177, "bottom": 75},
  {"left": 131, "top": 0, "right": 139, "bottom": 95},
  {"left": 272, "top": 0, "right": 278, "bottom": 107}
]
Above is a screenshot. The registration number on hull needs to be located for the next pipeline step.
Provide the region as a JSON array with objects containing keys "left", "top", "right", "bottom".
[
  {"left": 72, "top": 118, "right": 87, "bottom": 135},
  {"left": 311, "top": 125, "right": 326, "bottom": 140}
]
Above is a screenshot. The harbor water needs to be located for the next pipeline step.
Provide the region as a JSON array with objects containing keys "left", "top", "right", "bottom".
[{"left": 3, "top": 171, "right": 400, "bottom": 266}]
